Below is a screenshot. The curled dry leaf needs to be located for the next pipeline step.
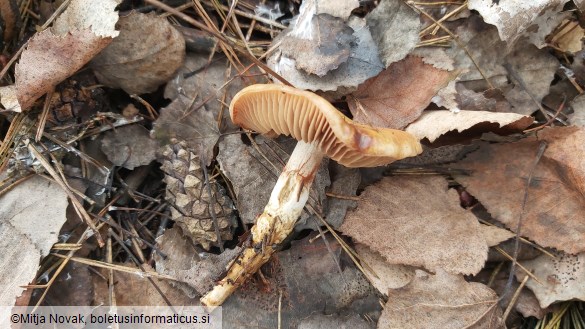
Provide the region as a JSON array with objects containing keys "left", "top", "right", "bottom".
[
  {"left": 468, "top": 0, "right": 569, "bottom": 47},
  {"left": 340, "top": 175, "right": 488, "bottom": 275},
  {"left": 349, "top": 56, "right": 456, "bottom": 129},
  {"left": 268, "top": 16, "right": 383, "bottom": 91},
  {"left": 280, "top": 13, "right": 355, "bottom": 77},
  {"left": 405, "top": 110, "right": 533, "bottom": 142},
  {"left": 91, "top": 12, "right": 185, "bottom": 95},
  {"left": 366, "top": 0, "right": 420, "bottom": 68},
  {"left": 516, "top": 251, "right": 585, "bottom": 308},
  {"left": 355, "top": 244, "right": 415, "bottom": 295},
  {"left": 379, "top": 270, "right": 504, "bottom": 329},
  {"left": 0, "top": 176, "right": 68, "bottom": 314},
  {"left": 0, "top": 0, "right": 120, "bottom": 112},
  {"left": 453, "top": 127, "right": 585, "bottom": 254},
  {"left": 100, "top": 124, "right": 159, "bottom": 170}
]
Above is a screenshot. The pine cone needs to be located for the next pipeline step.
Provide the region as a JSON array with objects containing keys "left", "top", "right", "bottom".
[{"left": 159, "top": 140, "right": 236, "bottom": 250}]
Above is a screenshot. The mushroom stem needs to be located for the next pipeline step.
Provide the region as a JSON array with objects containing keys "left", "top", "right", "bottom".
[{"left": 201, "top": 140, "right": 324, "bottom": 306}]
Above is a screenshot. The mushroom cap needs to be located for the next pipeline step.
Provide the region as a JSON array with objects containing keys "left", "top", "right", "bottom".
[{"left": 229, "top": 84, "right": 422, "bottom": 167}]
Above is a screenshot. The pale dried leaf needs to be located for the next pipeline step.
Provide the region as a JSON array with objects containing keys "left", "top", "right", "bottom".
[
  {"left": 479, "top": 224, "right": 514, "bottom": 247},
  {"left": 366, "top": 0, "right": 420, "bottom": 67},
  {"left": 355, "top": 244, "right": 415, "bottom": 295},
  {"left": 379, "top": 270, "right": 503, "bottom": 329},
  {"left": 0, "top": 176, "right": 68, "bottom": 307},
  {"left": 0, "top": 0, "right": 119, "bottom": 112},
  {"left": 432, "top": 79, "right": 459, "bottom": 112},
  {"left": 52, "top": 0, "right": 120, "bottom": 37},
  {"left": 453, "top": 127, "right": 585, "bottom": 254},
  {"left": 316, "top": 0, "right": 359, "bottom": 20},
  {"left": 100, "top": 125, "right": 159, "bottom": 169},
  {"left": 517, "top": 251, "right": 585, "bottom": 308},
  {"left": 468, "top": 0, "right": 569, "bottom": 47},
  {"left": 550, "top": 19, "right": 584, "bottom": 53},
  {"left": 340, "top": 176, "right": 488, "bottom": 275},
  {"left": 280, "top": 14, "right": 355, "bottom": 76},
  {"left": 349, "top": 56, "right": 455, "bottom": 129},
  {"left": 268, "top": 16, "right": 383, "bottom": 91},
  {"left": 91, "top": 12, "right": 185, "bottom": 94},
  {"left": 405, "top": 110, "right": 533, "bottom": 142}
]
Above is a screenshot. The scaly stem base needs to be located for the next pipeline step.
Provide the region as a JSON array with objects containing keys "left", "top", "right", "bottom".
[{"left": 201, "top": 140, "right": 323, "bottom": 306}]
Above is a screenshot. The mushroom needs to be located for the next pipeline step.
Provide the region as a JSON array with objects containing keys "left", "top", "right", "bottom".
[{"left": 201, "top": 84, "right": 422, "bottom": 306}]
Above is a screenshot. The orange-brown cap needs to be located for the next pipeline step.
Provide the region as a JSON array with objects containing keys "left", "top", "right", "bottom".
[{"left": 229, "top": 84, "right": 422, "bottom": 167}]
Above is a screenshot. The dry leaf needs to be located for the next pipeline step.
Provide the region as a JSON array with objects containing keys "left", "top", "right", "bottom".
[
  {"left": 340, "top": 175, "right": 488, "bottom": 275},
  {"left": 100, "top": 124, "right": 159, "bottom": 169},
  {"left": 91, "top": 12, "right": 185, "bottom": 94},
  {"left": 154, "top": 227, "right": 242, "bottom": 297},
  {"left": 405, "top": 110, "right": 533, "bottom": 142},
  {"left": 222, "top": 235, "right": 380, "bottom": 328},
  {"left": 93, "top": 261, "right": 195, "bottom": 306},
  {"left": 0, "top": 0, "right": 120, "bottom": 112},
  {"left": 479, "top": 224, "right": 515, "bottom": 247},
  {"left": 280, "top": 13, "right": 355, "bottom": 77},
  {"left": 268, "top": 16, "right": 383, "bottom": 91},
  {"left": 316, "top": 0, "right": 359, "bottom": 20},
  {"left": 503, "top": 41, "right": 560, "bottom": 114},
  {"left": 0, "top": 176, "right": 68, "bottom": 307},
  {"left": 152, "top": 54, "right": 247, "bottom": 166},
  {"left": 517, "top": 251, "right": 585, "bottom": 308},
  {"left": 570, "top": 94, "right": 585, "bottom": 126},
  {"left": 0, "top": 0, "right": 19, "bottom": 43},
  {"left": 415, "top": 16, "right": 558, "bottom": 116},
  {"left": 321, "top": 164, "right": 360, "bottom": 229},
  {"left": 379, "top": 270, "right": 503, "bottom": 329},
  {"left": 453, "top": 127, "right": 585, "bottom": 254},
  {"left": 468, "top": 0, "right": 569, "bottom": 47},
  {"left": 491, "top": 276, "right": 548, "bottom": 319},
  {"left": 43, "top": 262, "right": 93, "bottom": 306},
  {"left": 355, "top": 244, "right": 415, "bottom": 295},
  {"left": 550, "top": 19, "right": 584, "bottom": 53},
  {"left": 298, "top": 314, "right": 371, "bottom": 329},
  {"left": 366, "top": 0, "right": 420, "bottom": 67},
  {"left": 349, "top": 56, "right": 455, "bottom": 129},
  {"left": 216, "top": 134, "right": 329, "bottom": 226}
]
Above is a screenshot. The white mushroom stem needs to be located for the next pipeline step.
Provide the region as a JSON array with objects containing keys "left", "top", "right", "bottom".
[{"left": 201, "top": 140, "right": 324, "bottom": 306}]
